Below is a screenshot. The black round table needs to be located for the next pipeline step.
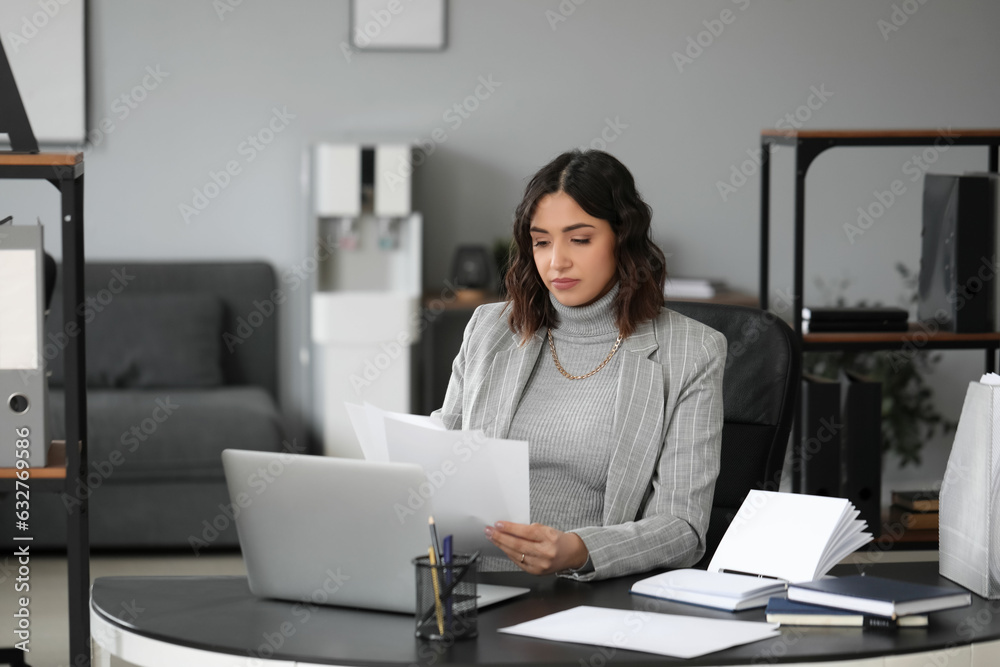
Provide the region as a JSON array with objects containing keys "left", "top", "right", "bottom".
[{"left": 90, "top": 561, "right": 1000, "bottom": 666}]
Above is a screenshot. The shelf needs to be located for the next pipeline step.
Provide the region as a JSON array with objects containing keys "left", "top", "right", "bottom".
[
  {"left": 759, "top": 128, "right": 1000, "bottom": 509},
  {"left": 0, "top": 441, "right": 67, "bottom": 480},
  {"left": 0, "top": 152, "right": 82, "bottom": 166},
  {"left": 422, "top": 289, "right": 761, "bottom": 311},
  {"left": 669, "top": 289, "right": 759, "bottom": 308},
  {"left": 0, "top": 146, "right": 89, "bottom": 666},
  {"left": 803, "top": 324, "right": 1000, "bottom": 351},
  {"left": 762, "top": 127, "right": 1000, "bottom": 141}
]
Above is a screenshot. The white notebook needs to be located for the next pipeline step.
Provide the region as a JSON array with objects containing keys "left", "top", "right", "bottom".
[
  {"left": 707, "top": 490, "right": 873, "bottom": 583},
  {"left": 631, "top": 568, "right": 786, "bottom": 611}
]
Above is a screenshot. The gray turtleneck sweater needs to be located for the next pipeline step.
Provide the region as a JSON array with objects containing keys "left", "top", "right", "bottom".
[{"left": 485, "top": 283, "right": 623, "bottom": 571}]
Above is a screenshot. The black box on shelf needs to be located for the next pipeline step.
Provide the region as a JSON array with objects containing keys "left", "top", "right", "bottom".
[
  {"left": 840, "top": 370, "right": 882, "bottom": 539},
  {"left": 918, "top": 173, "right": 998, "bottom": 333}
]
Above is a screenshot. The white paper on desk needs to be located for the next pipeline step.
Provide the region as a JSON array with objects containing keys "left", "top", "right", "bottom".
[
  {"left": 499, "top": 606, "right": 780, "bottom": 659},
  {"left": 383, "top": 417, "right": 529, "bottom": 556},
  {"left": 345, "top": 402, "right": 446, "bottom": 462}
]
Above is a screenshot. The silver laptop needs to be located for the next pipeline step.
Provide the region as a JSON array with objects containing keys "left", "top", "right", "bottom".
[{"left": 221, "top": 449, "right": 529, "bottom": 614}]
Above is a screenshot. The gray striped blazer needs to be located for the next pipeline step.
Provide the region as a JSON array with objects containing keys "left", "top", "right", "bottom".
[{"left": 431, "top": 301, "right": 727, "bottom": 581}]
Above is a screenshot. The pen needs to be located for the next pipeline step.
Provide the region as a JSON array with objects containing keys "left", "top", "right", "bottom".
[
  {"left": 443, "top": 535, "right": 453, "bottom": 626},
  {"left": 428, "top": 547, "right": 446, "bottom": 636},
  {"left": 428, "top": 516, "right": 443, "bottom": 561}
]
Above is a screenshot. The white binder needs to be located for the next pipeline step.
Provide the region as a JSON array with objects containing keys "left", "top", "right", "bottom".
[
  {"left": 939, "top": 377, "right": 1000, "bottom": 599},
  {"left": 0, "top": 220, "right": 48, "bottom": 467}
]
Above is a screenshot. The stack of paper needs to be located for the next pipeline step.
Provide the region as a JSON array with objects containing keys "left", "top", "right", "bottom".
[
  {"left": 499, "top": 606, "right": 779, "bottom": 659},
  {"left": 708, "top": 490, "right": 873, "bottom": 583},
  {"left": 345, "top": 402, "right": 530, "bottom": 555},
  {"left": 630, "top": 568, "right": 786, "bottom": 611}
]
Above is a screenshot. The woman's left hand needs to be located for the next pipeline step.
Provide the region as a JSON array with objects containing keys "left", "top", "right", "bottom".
[{"left": 485, "top": 521, "right": 589, "bottom": 575}]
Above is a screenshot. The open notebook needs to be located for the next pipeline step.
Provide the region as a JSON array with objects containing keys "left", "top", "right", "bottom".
[
  {"left": 708, "top": 490, "right": 873, "bottom": 582},
  {"left": 630, "top": 491, "right": 872, "bottom": 611}
]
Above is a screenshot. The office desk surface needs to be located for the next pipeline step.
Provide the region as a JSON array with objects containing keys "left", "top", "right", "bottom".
[{"left": 91, "top": 562, "right": 1000, "bottom": 666}]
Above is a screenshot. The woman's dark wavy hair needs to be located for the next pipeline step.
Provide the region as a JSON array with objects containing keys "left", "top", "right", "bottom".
[{"left": 504, "top": 150, "right": 667, "bottom": 345}]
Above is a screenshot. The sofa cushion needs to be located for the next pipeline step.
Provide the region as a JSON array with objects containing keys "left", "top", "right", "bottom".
[
  {"left": 48, "top": 387, "right": 288, "bottom": 481},
  {"left": 48, "top": 293, "right": 225, "bottom": 388}
]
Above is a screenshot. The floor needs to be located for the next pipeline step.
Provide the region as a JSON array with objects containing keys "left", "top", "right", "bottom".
[{"left": 0, "top": 551, "right": 246, "bottom": 667}]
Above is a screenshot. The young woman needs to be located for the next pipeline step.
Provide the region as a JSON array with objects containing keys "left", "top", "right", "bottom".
[{"left": 431, "top": 150, "right": 726, "bottom": 581}]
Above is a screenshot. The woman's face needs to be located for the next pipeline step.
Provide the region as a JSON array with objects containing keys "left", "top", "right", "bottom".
[{"left": 529, "top": 191, "right": 617, "bottom": 307}]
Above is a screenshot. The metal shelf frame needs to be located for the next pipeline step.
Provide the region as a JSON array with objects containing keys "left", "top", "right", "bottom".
[{"left": 0, "top": 153, "right": 89, "bottom": 667}]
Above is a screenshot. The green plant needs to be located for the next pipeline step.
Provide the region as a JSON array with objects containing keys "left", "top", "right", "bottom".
[{"left": 804, "top": 264, "right": 956, "bottom": 467}]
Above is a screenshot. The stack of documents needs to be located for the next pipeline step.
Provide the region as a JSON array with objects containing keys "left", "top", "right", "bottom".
[
  {"left": 707, "top": 490, "right": 873, "bottom": 583},
  {"left": 499, "top": 606, "right": 779, "bottom": 659},
  {"left": 630, "top": 568, "right": 787, "bottom": 611},
  {"left": 345, "top": 402, "right": 530, "bottom": 555}
]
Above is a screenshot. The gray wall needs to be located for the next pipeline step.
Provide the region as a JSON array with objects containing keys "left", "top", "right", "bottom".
[{"left": 4, "top": 0, "right": 999, "bottom": 493}]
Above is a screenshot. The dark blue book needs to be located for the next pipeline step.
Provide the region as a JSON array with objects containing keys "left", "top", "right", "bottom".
[
  {"left": 765, "top": 597, "right": 927, "bottom": 627},
  {"left": 788, "top": 575, "right": 971, "bottom": 617}
]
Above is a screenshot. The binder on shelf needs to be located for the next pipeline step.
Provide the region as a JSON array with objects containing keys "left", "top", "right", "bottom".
[
  {"left": 800, "top": 374, "right": 842, "bottom": 497},
  {"left": 840, "top": 370, "right": 881, "bottom": 539},
  {"left": 0, "top": 219, "right": 49, "bottom": 467},
  {"left": 918, "top": 173, "right": 997, "bottom": 333}
]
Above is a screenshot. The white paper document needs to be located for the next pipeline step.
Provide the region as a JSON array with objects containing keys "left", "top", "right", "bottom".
[
  {"left": 708, "top": 490, "right": 873, "bottom": 583},
  {"left": 345, "top": 402, "right": 446, "bottom": 462},
  {"left": 630, "top": 568, "right": 787, "bottom": 611},
  {"left": 499, "top": 606, "right": 780, "bottom": 659},
  {"left": 346, "top": 402, "right": 530, "bottom": 555}
]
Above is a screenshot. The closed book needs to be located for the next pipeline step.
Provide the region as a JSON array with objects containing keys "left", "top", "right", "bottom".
[
  {"left": 803, "top": 307, "right": 908, "bottom": 322},
  {"left": 630, "top": 568, "right": 786, "bottom": 612},
  {"left": 788, "top": 575, "right": 971, "bottom": 617},
  {"left": 889, "top": 505, "right": 939, "bottom": 531},
  {"left": 764, "top": 597, "right": 928, "bottom": 627},
  {"left": 800, "top": 374, "right": 841, "bottom": 497},
  {"left": 892, "top": 489, "right": 939, "bottom": 512},
  {"left": 840, "top": 370, "right": 882, "bottom": 538}
]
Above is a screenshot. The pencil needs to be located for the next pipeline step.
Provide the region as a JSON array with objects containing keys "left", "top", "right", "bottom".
[
  {"left": 428, "top": 547, "right": 446, "bottom": 636},
  {"left": 428, "top": 516, "right": 443, "bottom": 560}
]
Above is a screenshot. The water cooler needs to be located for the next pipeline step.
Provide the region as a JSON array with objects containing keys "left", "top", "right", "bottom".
[{"left": 310, "top": 143, "right": 422, "bottom": 458}]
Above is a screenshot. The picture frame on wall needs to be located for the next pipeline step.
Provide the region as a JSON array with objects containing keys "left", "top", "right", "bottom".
[
  {"left": 0, "top": 0, "right": 87, "bottom": 145},
  {"left": 350, "top": 0, "right": 447, "bottom": 51}
]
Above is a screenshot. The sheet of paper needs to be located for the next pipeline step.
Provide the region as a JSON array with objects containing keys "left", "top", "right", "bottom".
[
  {"left": 345, "top": 402, "right": 447, "bottom": 462},
  {"left": 383, "top": 416, "right": 529, "bottom": 556},
  {"left": 499, "top": 606, "right": 780, "bottom": 659},
  {"left": 344, "top": 403, "right": 383, "bottom": 461},
  {"left": 708, "top": 490, "right": 871, "bottom": 582}
]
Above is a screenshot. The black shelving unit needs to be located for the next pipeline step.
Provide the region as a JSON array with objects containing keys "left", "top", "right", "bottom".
[
  {"left": 0, "top": 151, "right": 88, "bottom": 667},
  {"left": 758, "top": 128, "right": 1000, "bottom": 546}
]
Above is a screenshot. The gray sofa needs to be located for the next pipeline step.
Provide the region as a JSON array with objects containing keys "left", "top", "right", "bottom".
[{"left": 0, "top": 262, "right": 288, "bottom": 550}]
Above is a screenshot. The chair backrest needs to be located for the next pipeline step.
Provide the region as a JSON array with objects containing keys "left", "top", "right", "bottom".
[{"left": 665, "top": 301, "right": 800, "bottom": 567}]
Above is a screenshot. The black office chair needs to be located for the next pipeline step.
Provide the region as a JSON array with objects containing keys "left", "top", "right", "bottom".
[{"left": 665, "top": 301, "right": 800, "bottom": 568}]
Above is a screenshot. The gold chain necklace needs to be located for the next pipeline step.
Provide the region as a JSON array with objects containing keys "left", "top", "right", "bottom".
[{"left": 546, "top": 328, "right": 624, "bottom": 380}]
